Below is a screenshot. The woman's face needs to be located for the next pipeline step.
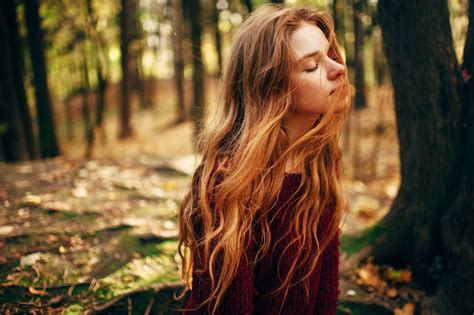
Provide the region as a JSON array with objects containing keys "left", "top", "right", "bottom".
[{"left": 288, "top": 22, "right": 346, "bottom": 116}]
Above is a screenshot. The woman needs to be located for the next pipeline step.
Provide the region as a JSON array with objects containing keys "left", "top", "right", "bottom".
[{"left": 176, "top": 3, "right": 352, "bottom": 315}]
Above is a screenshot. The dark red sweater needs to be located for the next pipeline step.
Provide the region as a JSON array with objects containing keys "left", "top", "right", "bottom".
[{"left": 182, "top": 173, "right": 341, "bottom": 315}]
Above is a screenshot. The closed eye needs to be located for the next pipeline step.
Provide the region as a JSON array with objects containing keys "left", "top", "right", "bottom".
[{"left": 304, "top": 65, "right": 319, "bottom": 72}]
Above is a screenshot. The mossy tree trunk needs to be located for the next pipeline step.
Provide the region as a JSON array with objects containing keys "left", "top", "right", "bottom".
[{"left": 367, "top": 0, "right": 474, "bottom": 313}]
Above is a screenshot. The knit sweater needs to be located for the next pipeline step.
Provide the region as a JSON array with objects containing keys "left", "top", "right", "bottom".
[{"left": 182, "top": 172, "right": 341, "bottom": 315}]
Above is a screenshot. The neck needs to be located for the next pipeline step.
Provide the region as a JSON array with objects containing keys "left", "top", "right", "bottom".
[
  {"left": 282, "top": 113, "right": 320, "bottom": 173},
  {"left": 282, "top": 113, "right": 319, "bottom": 146}
]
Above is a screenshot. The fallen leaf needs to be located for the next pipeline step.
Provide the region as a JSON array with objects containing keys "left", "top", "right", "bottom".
[
  {"left": 386, "top": 288, "right": 398, "bottom": 298},
  {"left": 29, "top": 286, "right": 47, "bottom": 296},
  {"left": 20, "top": 252, "right": 43, "bottom": 267},
  {"left": 71, "top": 187, "right": 88, "bottom": 198},
  {"left": 384, "top": 266, "right": 412, "bottom": 283},
  {"left": 0, "top": 225, "right": 14, "bottom": 236},
  {"left": 394, "top": 302, "right": 414, "bottom": 315},
  {"left": 22, "top": 194, "right": 42, "bottom": 206},
  {"left": 356, "top": 260, "right": 388, "bottom": 293}
]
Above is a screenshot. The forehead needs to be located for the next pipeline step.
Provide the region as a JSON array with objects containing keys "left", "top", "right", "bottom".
[{"left": 289, "top": 22, "right": 328, "bottom": 59}]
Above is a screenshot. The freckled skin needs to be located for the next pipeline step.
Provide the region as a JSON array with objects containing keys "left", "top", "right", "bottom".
[{"left": 289, "top": 22, "right": 345, "bottom": 116}]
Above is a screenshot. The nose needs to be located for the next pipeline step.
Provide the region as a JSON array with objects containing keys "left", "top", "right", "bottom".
[{"left": 328, "top": 61, "right": 345, "bottom": 81}]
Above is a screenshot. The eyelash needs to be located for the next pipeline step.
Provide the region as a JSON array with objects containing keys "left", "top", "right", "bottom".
[
  {"left": 304, "top": 53, "right": 338, "bottom": 72},
  {"left": 305, "top": 65, "right": 319, "bottom": 72}
]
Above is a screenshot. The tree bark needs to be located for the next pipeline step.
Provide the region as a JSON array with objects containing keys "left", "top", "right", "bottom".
[
  {"left": 171, "top": 0, "right": 187, "bottom": 123},
  {"left": 211, "top": 0, "right": 223, "bottom": 76},
  {"left": 0, "top": 1, "right": 28, "bottom": 161},
  {"left": 119, "top": 0, "right": 133, "bottom": 139},
  {"left": 5, "top": 0, "right": 38, "bottom": 159},
  {"left": 24, "top": 0, "right": 60, "bottom": 158},
  {"left": 184, "top": 0, "right": 205, "bottom": 150},
  {"left": 367, "top": 0, "right": 473, "bottom": 313},
  {"left": 352, "top": 0, "right": 367, "bottom": 110},
  {"left": 242, "top": 0, "right": 252, "bottom": 13}
]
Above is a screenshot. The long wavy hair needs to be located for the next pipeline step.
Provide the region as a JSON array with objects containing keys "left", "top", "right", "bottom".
[{"left": 176, "top": 4, "right": 352, "bottom": 314}]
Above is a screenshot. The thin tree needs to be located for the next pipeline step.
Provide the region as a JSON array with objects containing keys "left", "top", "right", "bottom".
[
  {"left": 24, "top": 0, "right": 60, "bottom": 157},
  {"left": 171, "top": 0, "right": 187, "bottom": 123},
  {"left": 352, "top": 0, "right": 367, "bottom": 110},
  {"left": 211, "top": 0, "right": 223, "bottom": 76},
  {"left": 85, "top": 0, "right": 109, "bottom": 144},
  {"left": 119, "top": 0, "right": 133, "bottom": 138},
  {"left": 184, "top": 0, "right": 205, "bottom": 149},
  {"left": 242, "top": 0, "right": 252, "bottom": 13}
]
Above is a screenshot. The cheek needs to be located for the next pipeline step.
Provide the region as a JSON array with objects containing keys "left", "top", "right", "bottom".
[{"left": 292, "top": 77, "right": 327, "bottom": 113}]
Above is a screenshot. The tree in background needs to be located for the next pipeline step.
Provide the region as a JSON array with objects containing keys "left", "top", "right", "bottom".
[
  {"left": 361, "top": 0, "right": 473, "bottom": 313},
  {"left": 242, "top": 0, "right": 253, "bottom": 13},
  {"left": 184, "top": 0, "right": 205, "bottom": 150},
  {"left": 171, "top": 0, "right": 187, "bottom": 123},
  {"left": 0, "top": 1, "right": 28, "bottom": 161},
  {"left": 24, "top": 0, "right": 59, "bottom": 158},
  {"left": 211, "top": 0, "right": 223, "bottom": 76},
  {"left": 352, "top": 0, "right": 367, "bottom": 110},
  {"left": 4, "top": 0, "right": 38, "bottom": 160},
  {"left": 119, "top": 0, "right": 133, "bottom": 139}
]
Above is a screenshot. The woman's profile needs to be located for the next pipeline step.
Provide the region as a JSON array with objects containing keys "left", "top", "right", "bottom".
[{"left": 176, "top": 3, "right": 352, "bottom": 315}]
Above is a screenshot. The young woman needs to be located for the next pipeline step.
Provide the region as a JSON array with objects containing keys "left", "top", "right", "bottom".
[{"left": 176, "top": 3, "right": 351, "bottom": 315}]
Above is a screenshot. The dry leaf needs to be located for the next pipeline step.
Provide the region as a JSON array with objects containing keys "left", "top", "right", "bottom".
[
  {"left": 386, "top": 288, "right": 398, "bottom": 298},
  {"left": 356, "top": 260, "right": 388, "bottom": 292},
  {"left": 394, "top": 302, "right": 414, "bottom": 315},
  {"left": 22, "top": 194, "right": 42, "bottom": 206},
  {"left": 29, "top": 286, "right": 47, "bottom": 296},
  {"left": 384, "top": 266, "right": 412, "bottom": 283}
]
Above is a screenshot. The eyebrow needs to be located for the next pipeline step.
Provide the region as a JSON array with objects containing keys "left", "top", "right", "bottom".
[{"left": 298, "top": 42, "right": 331, "bottom": 64}]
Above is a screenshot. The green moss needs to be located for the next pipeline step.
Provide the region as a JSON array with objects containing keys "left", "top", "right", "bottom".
[
  {"left": 96, "top": 252, "right": 180, "bottom": 300},
  {"left": 64, "top": 304, "right": 84, "bottom": 314},
  {"left": 341, "top": 223, "right": 386, "bottom": 257},
  {"left": 337, "top": 301, "right": 391, "bottom": 315}
]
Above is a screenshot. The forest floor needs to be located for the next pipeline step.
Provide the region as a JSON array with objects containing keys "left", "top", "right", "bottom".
[{"left": 0, "top": 83, "right": 425, "bottom": 314}]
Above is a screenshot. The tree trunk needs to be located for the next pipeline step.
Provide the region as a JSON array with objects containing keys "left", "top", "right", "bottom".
[
  {"left": 5, "top": 0, "right": 38, "bottom": 159},
  {"left": 211, "top": 0, "right": 223, "bottom": 77},
  {"left": 171, "top": 0, "right": 187, "bottom": 123},
  {"left": 242, "top": 0, "right": 252, "bottom": 13},
  {"left": 0, "top": 1, "right": 28, "bottom": 161},
  {"left": 365, "top": 0, "right": 473, "bottom": 313},
  {"left": 332, "top": 0, "right": 345, "bottom": 50},
  {"left": 86, "top": 0, "right": 108, "bottom": 143},
  {"left": 352, "top": 0, "right": 367, "bottom": 110},
  {"left": 184, "top": 0, "right": 205, "bottom": 149},
  {"left": 80, "top": 52, "right": 95, "bottom": 159},
  {"left": 64, "top": 96, "right": 74, "bottom": 141},
  {"left": 24, "top": 0, "right": 60, "bottom": 158},
  {"left": 119, "top": 0, "right": 133, "bottom": 139}
]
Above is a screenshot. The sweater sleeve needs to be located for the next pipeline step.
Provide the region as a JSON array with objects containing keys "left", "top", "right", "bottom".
[
  {"left": 182, "top": 238, "right": 256, "bottom": 315},
  {"left": 314, "top": 228, "right": 341, "bottom": 315}
]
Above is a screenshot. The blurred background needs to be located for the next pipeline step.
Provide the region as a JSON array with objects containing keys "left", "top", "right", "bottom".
[{"left": 0, "top": 0, "right": 471, "bottom": 314}]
